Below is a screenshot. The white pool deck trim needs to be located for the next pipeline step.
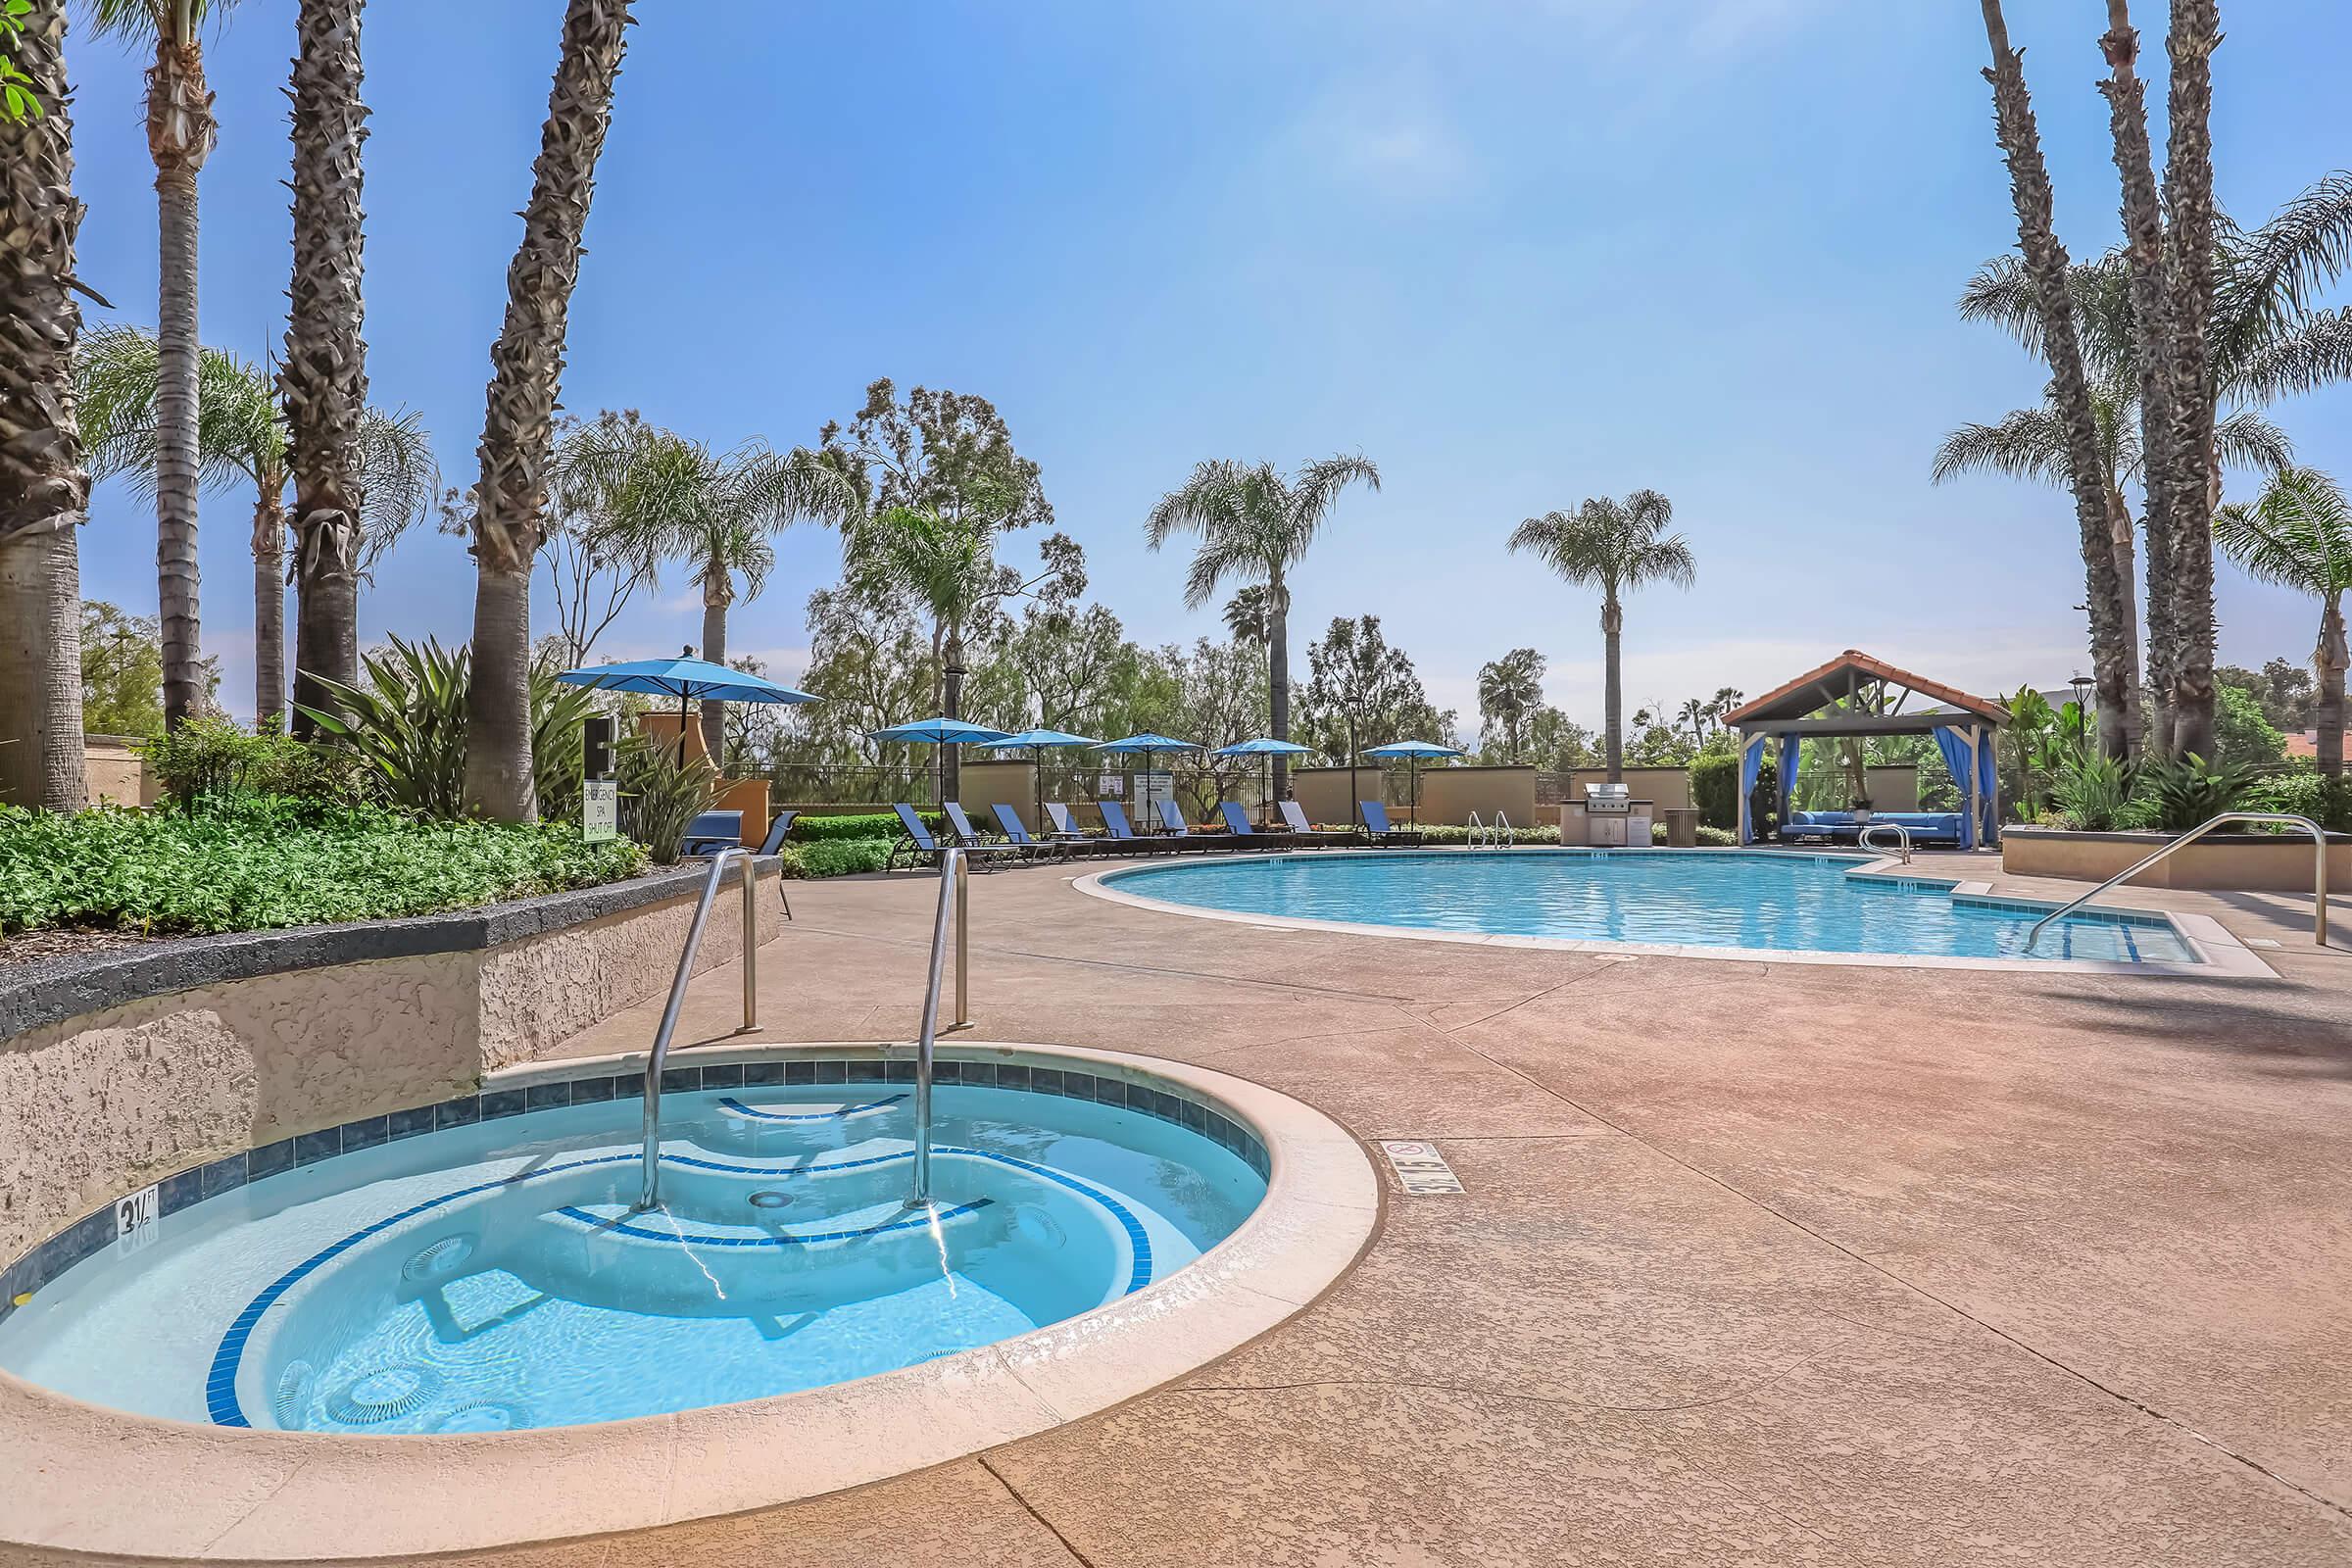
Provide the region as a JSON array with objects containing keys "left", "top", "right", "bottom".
[
  {"left": 0, "top": 1042, "right": 1379, "bottom": 1563},
  {"left": 1075, "top": 846, "right": 2275, "bottom": 979}
]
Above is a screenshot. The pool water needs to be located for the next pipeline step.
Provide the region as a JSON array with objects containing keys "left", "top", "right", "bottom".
[
  {"left": 0, "top": 1076, "right": 1265, "bottom": 1433},
  {"left": 1103, "top": 849, "right": 2197, "bottom": 963}
]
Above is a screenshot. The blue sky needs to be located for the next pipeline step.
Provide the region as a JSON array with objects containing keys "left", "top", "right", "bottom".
[{"left": 67, "top": 0, "right": 2328, "bottom": 729}]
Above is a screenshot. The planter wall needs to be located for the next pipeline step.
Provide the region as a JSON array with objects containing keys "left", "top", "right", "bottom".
[
  {"left": 0, "top": 858, "right": 783, "bottom": 1266},
  {"left": 2001, "top": 826, "right": 2346, "bottom": 892}
]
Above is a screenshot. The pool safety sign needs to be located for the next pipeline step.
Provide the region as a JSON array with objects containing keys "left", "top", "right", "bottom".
[
  {"left": 583, "top": 779, "right": 618, "bottom": 843},
  {"left": 1378, "top": 1140, "right": 1464, "bottom": 1196}
]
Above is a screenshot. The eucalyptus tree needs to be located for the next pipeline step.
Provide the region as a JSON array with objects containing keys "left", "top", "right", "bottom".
[
  {"left": 461, "top": 0, "right": 634, "bottom": 821},
  {"left": 85, "top": 0, "right": 241, "bottom": 729},
  {"left": 1477, "top": 648, "right": 1545, "bottom": 762},
  {"left": 537, "top": 412, "right": 662, "bottom": 667},
  {"left": 2216, "top": 466, "right": 2350, "bottom": 774},
  {"left": 279, "top": 0, "right": 374, "bottom": 734},
  {"left": 0, "top": 0, "right": 88, "bottom": 809},
  {"left": 1299, "top": 614, "right": 1452, "bottom": 765},
  {"left": 579, "top": 419, "right": 857, "bottom": 757},
  {"left": 1143, "top": 455, "right": 1380, "bottom": 800},
  {"left": 1506, "top": 490, "right": 1693, "bottom": 783},
  {"left": 76, "top": 325, "right": 433, "bottom": 725}
]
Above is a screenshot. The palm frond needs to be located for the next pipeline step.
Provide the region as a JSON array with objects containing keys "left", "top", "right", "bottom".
[
  {"left": 1282, "top": 453, "right": 1381, "bottom": 564},
  {"left": 1932, "top": 407, "right": 2070, "bottom": 487},
  {"left": 354, "top": 407, "right": 441, "bottom": 571},
  {"left": 2219, "top": 172, "right": 2352, "bottom": 345},
  {"left": 2215, "top": 409, "right": 2294, "bottom": 478},
  {"left": 2215, "top": 466, "right": 2352, "bottom": 596},
  {"left": 2228, "top": 306, "right": 2352, "bottom": 404}
]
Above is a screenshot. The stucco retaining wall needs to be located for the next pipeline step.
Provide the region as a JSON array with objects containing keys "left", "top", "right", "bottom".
[
  {"left": 0, "top": 858, "right": 783, "bottom": 1266},
  {"left": 2002, "top": 827, "right": 2347, "bottom": 892}
]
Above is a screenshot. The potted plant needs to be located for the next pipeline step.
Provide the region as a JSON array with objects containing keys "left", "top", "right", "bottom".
[{"left": 1849, "top": 795, "right": 1874, "bottom": 824}]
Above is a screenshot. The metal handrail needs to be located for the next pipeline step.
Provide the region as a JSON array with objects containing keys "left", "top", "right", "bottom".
[
  {"left": 2023, "top": 811, "right": 2329, "bottom": 955},
  {"left": 1858, "top": 821, "right": 1913, "bottom": 865},
  {"left": 1466, "top": 810, "right": 1487, "bottom": 848},
  {"left": 1495, "top": 810, "right": 1515, "bottom": 848},
  {"left": 910, "top": 848, "right": 963, "bottom": 1204},
  {"left": 637, "top": 848, "right": 760, "bottom": 1210}
]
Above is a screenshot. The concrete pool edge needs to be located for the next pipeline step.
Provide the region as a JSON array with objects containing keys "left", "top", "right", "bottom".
[
  {"left": 1076, "top": 847, "right": 2275, "bottom": 979},
  {"left": 0, "top": 1042, "right": 1379, "bottom": 1562}
]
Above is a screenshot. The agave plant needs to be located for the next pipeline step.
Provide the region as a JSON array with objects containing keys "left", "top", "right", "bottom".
[
  {"left": 613, "top": 731, "right": 715, "bottom": 865},
  {"left": 2050, "top": 752, "right": 2138, "bottom": 832},
  {"left": 2139, "top": 753, "right": 2253, "bottom": 833}
]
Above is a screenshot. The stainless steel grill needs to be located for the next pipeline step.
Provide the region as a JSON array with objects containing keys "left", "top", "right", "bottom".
[{"left": 1583, "top": 783, "right": 1632, "bottom": 815}]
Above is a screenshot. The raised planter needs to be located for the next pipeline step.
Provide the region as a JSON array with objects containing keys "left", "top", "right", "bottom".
[
  {"left": 0, "top": 858, "right": 783, "bottom": 1268},
  {"left": 2001, "top": 825, "right": 2347, "bottom": 892}
]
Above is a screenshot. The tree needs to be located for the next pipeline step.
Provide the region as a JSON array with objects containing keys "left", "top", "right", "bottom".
[
  {"left": 460, "top": 0, "right": 635, "bottom": 822},
  {"left": 76, "top": 325, "right": 433, "bottom": 725},
  {"left": 2215, "top": 658, "right": 2313, "bottom": 734},
  {"left": 2216, "top": 466, "right": 2351, "bottom": 773},
  {"left": 79, "top": 601, "right": 161, "bottom": 734},
  {"left": 1002, "top": 601, "right": 1139, "bottom": 736},
  {"left": 1476, "top": 648, "right": 1544, "bottom": 761},
  {"left": 1144, "top": 455, "right": 1380, "bottom": 801},
  {"left": 1298, "top": 615, "right": 1452, "bottom": 768},
  {"left": 0, "top": 0, "right": 88, "bottom": 810},
  {"left": 535, "top": 411, "right": 662, "bottom": 667},
  {"left": 1506, "top": 489, "right": 1694, "bottom": 783},
  {"left": 791, "top": 581, "right": 935, "bottom": 776},
  {"left": 574, "top": 418, "right": 854, "bottom": 756},
  {"left": 1523, "top": 706, "right": 1597, "bottom": 773},
  {"left": 1145, "top": 636, "right": 1268, "bottom": 817},
  {"left": 85, "top": 0, "right": 240, "bottom": 729},
  {"left": 279, "top": 0, "right": 373, "bottom": 736},
  {"left": 1973, "top": 1, "right": 2138, "bottom": 761},
  {"left": 1221, "top": 584, "right": 1272, "bottom": 646}
]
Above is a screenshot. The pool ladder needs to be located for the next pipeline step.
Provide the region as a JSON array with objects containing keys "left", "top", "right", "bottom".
[
  {"left": 1465, "top": 811, "right": 1515, "bottom": 849},
  {"left": 1858, "top": 821, "right": 1913, "bottom": 865},
  {"left": 637, "top": 849, "right": 761, "bottom": 1210},
  {"left": 2022, "top": 810, "right": 2328, "bottom": 955}
]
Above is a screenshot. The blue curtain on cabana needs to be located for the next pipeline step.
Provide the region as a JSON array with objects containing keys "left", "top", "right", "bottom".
[
  {"left": 1931, "top": 727, "right": 1976, "bottom": 849},
  {"left": 1739, "top": 733, "right": 1768, "bottom": 844},
  {"left": 1978, "top": 734, "right": 1999, "bottom": 845},
  {"left": 1776, "top": 734, "right": 1796, "bottom": 831}
]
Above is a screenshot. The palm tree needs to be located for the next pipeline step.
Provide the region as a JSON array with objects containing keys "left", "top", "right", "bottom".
[
  {"left": 1973, "top": 0, "right": 2138, "bottom": 761},
  {"left": 279, "top": 0, "right": 372, "bottom": 737},
  {"left": 1221, "top": 584, "right": 1272, "bottom": 647},
  {"left": 1477, "top": 648, "right": 1544, "bottom": 762},
  {"left": 1144, "top": 455, "right": 1381, "bottom": 801},
  {"left": 578, "top": 421, "right": 856, "bottom": 757},
  {"left": 76, "top": 325, "right": 433, "bottom": 726},
  {"left": 460, "top": 0, "right": 634, "bottom": 822},
  {"left": 1506, "top": 491, "right": 1694, "bottom": 783},
  {"left": 2216, "top": 467, "right": 2351, "bottom": 774},
  {"left": 84, "top": 0, "right": 237, "bottom": 730},
  {"left": 0, "top": 0, "right": 89, "bottom": 811}
]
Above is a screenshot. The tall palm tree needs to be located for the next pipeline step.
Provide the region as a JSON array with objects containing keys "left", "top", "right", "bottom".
[
  {"left": 279, "top": 0, "right": 372, "bottom": 737},
  {"left": 0, "top": 0, "right": 89, "bottom": 811},
  {"left": 85, "top": 0, "right": 236, "bottom": 730},
  {"left": 1221, "top": 583, "right": 1272, "bottom": 647},
  {"left": 1506, "top": 491, "right": 1694, "bottom": 783},
  {"left": 2216, "top": 466, "right": 2351, "bottom": 774},
  {"left": 1974, "top": 0, "right": 2138, "bottom": 761},
  {"left": 2156, "top": 0, "right": 2223, "bottom": 760},
  {"left": 460, "top": 0, "right": 634, "bottom": 822},
  {"left": 76, "top": 325, "right": 433, "bottom": 725},
  {"left": 1144, "top": 455, "right": 1380, "bottom": 800},
  {"left": 1477, "top": 648, "right": 1544, "bottom": 762},
  {"left": 578, "top": 421, "right": 856, "bottom": 757}
]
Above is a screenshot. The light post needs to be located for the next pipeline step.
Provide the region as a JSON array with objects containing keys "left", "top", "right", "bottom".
[{"left": 2068, "top": 673, "right": 2092, "bottom": 752}]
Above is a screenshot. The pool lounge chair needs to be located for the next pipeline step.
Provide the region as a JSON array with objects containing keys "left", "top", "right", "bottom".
[
  {"left": 1218, "top": 801, "right": 1308, "bottom": 850},
  {"left": 1279, "top": 799, "right": 1361, "bottom": 848},
  {"left": 1153, "top": 798, "right": 1245, "bottom": 850},
  {"left": 1096, "top": 800, "right": 1177, "bottom": 854},
  {"left": 758, "top": 810, "right": 798, "bottom": 919},
  {"left": 680, "top": 809, "right": 744, "bottom": 858},
  {"left": 943, "top": 802, "right": 1037, "bottom": 862},
  {"left": 991, "top": 803, "right": 1074, "bottom": 860},
  {"left": 889, "top": 804, "right": 1024, "bottom": 871},
  {"left": 1357, "top": 800, "right": 1425, "bottom": 847},
  {"left": 1043, "top": 802, "right": 1107, "bottom": 848}
]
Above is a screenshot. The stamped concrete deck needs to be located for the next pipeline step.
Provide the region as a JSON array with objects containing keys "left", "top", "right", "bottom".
[{"left": 486, "top": 853, "right": 2348, "bottom": 1567}]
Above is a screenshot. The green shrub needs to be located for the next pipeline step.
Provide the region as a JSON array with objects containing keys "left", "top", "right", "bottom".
[
  {"left": 2250, "top": 767, "right": 2352, "bottom": 833},
  {"left": 2052, "top": 753, "right": 2137, "bottom": 831},
  {"left": 0, "top": 796, "right": 645, "bottom": 936},
  {"left": 615, "top": 737, "right": 718, "bottom": 866},
  {"left": 1694, "top": 825, "right": 1737, "bottom": 847},
  {"left": 1689, "top": 753, "right": 1739, "bottom": 830},
  {"left": 2140, "top": 753, "right": 2254, "bottom": 832},
  {"left": 779, "top": 838, "right": 896, "bottom": 879},
  {"left": 790, "top": 809, "right": 939, "bottom": 843},
  {"left": 141, "top": 715, "right": 362, "bottom": 810},
  {"left": 1406, "top": 822, "right": 1562, "bottom": 845}
]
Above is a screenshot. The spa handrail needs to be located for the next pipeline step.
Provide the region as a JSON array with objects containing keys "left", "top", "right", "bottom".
[
  {"left": 638, "top": 848, "right": 760, "bottom": 1210},
  {"left": 1466, "top": 811, "right": 1487, "bottom": 848},
  {"left": 2022, "top": 811, "right": 2328, "bottom": 955},
  {"left": 910, "top": 847, "right": 967, "bottom": 1204},
  {"left": 1495, "top": 810, "right": 1515, "bottom": 849},
  {"left": 1858, "top": 821, "right": 1913, "bottom": 865}
]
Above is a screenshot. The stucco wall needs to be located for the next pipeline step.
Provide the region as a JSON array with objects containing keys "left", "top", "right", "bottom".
[
  {"left": 0, "top": 860, "right": 783, "bottom": 1265},
  {"left": 83, "top": 735, "right": 155, "bottom": 809},
  {"left": 1417, "top": 766, "right": 1539, "bottom": 828},
  {"left": 2003, "top": 828, "right": 2346, "bottom": 892}
]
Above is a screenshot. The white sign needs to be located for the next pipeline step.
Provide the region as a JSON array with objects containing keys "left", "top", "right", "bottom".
[
  {"left": 1378, "top": 1140, "right": 1464, "bottom": 1196},
  {"left": 1097, "top": 771, "right": 1125, "bottom": 798},
  {"left": 115, "top": 1183, "right": 161, "bottom": 1253},
  {"left": 582, "top": 779, "right": 618, "bottom": 843},
  {"left": 1134, "top": 769, "right": 1175, "bottom": 816}
]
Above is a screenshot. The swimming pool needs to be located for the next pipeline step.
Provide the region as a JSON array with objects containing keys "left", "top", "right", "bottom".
[
  {"left": 0, "top": 1055, "right": 1267, "bottom": 1434},
  {"left": 1094, "top": 849, "right": 2202, "bottom": 964}
]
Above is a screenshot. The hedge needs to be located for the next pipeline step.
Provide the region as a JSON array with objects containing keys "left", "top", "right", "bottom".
[
  {"left": 1690, "top": 752, "right": 1739, "bottom": 830},
  {"left": 788, "top": 810, "right": 938, "bottom": 843},
  {"left": 778, "top": 838, "right": 896, "bottom": 879}
]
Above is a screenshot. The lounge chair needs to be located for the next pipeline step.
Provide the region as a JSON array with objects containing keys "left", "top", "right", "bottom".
[
  {"left": 1097, "top": 800, "right": 1176, "bottom": 854},
  {"left": 1154, "top": 798, "right": 1244, "bottom": 850},
  {"left": 1358, "top": 800, "right": 1425, "bottom": 848},
  {"left": 1218, "top": 801, "right": 1307, "bottom": 850},
  {"left": 889, "top": 804, "right": 1023, "bottom": 871},
  {"left": 1279, "top": 799, "right": 1361, "bottom": 848},
  {"left": 944, "top": 802, "right": 1034, "bottom": 861},
  {"left": 681, "top": 809, "right": 744, "bottom": 858},
  {"left": 757, "top": 810, "right": 798, "bottom": 919},
  {"left": 990, "top": 802, "right": 1073, "bottom": 861},
  {"left": 1043, "top": 802, "right": 1105, "bottom": 847}
]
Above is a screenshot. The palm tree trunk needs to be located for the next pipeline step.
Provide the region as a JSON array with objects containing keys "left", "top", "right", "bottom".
[
  {"left": 2160, "top": 0, "right": 2222, "bottom": 760},
  {"left": 461, "top": 0, "right": 634, "bottom": 821},
  {"left": 2100, "top": 0, "right": 2177, "bottom": 760},
  {"left": 146, "top": 32, "right": 216, "bottom": 730},
  {"left": 698, "top": 566, "right": 729, "bottom": 763},
  {"left": 281, "top": 0, "right": 370, "bottom": 739},
  {"left": 1601, "top": 598, "right": 1624, "bottom": 783},
  {"left": 252, "top": 485, "right": 287, "bottom": 727},
  {"left": 0, "top": 1, "right": 90, "bottom": 810},
  {"left": 1268, "top": 569, "right": 1291, "bottom": 801},
  {"left": 2317, "top": 593, "right": 2347, "bottom": 777},
  {"left": 1979, "top": 0, "right": 2135, "bottom": 760},
  {"left": 2106, "top": 486, "right": 2142, "bottom": 753}
]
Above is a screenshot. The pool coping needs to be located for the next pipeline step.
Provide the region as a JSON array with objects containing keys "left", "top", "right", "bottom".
[
  {"left": 0, "top": 1041, "right": 1379, "bottom": 1563},
  {"left": 1073, "top": 847, "right": 2275, "bottom": 979}
]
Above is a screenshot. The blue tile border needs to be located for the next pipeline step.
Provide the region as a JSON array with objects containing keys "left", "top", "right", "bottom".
[{"left": 0, "top": 1052, "right": 1270, "bottom": 1335}]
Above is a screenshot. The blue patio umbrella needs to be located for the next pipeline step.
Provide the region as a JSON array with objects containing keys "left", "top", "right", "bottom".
[
  {"left": 558, "top": 647, "right": 819, "bottom": 762},
  {"left": 988, "top": 728, "right": 1100, "bottom": 826},
  {"left": 1360, "top": 740, "right": 1465, "bottom": 827},
  {"left": 1209, "top": 737, "right": 1313, "bottom": 823},
  {"left": 1095, "top": 733, "right": 1201, "bottom": 822},
  {"left": 870, "top": 716, "right": 1015, "bottom": 806}
]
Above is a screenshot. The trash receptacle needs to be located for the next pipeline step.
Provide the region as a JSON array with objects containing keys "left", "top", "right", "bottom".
[{"left": 1661, "top": 808, "right": 1702, "bottom": 848}]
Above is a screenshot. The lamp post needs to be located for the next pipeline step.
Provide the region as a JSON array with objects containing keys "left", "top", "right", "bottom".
[{"left": 2068, "top": 673, "right": 2092, "bottom": 751}]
